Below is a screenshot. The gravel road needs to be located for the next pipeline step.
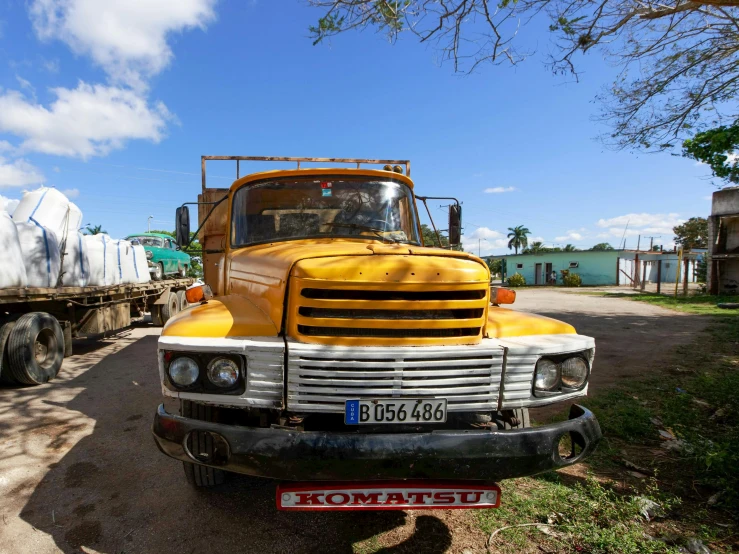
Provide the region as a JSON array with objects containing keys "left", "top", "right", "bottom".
[{"left": 0, "top": 289, "right": 707, "bottom": 553}]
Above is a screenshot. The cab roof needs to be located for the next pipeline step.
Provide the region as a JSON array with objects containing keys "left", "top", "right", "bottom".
[
  {"left": 126, "top": 232, "right": 172, "bottom": 239},
  {"left": 228, "top": 168, "right": 415, "bottom": 192}
]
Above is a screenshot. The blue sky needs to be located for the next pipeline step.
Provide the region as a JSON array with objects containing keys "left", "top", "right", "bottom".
[{"left": 0, "top": 0, "right": 716, "bottom": 255}]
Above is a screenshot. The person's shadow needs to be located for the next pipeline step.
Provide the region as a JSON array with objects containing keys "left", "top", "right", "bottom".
[{"left": 13, "top": 329, "right": 453, "bottom": 553}]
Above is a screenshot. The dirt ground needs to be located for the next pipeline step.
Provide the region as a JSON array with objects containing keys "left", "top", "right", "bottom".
[{"left": 0, "top": 289, "right": 708, "bottom": 554}]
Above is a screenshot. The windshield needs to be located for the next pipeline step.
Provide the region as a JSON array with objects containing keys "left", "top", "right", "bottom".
[
  {"left": 128, "top": 236, "right": 163, "bottom": 247},
  {"left": 231, "top": 178, "right": 420, "bottom": 247}
]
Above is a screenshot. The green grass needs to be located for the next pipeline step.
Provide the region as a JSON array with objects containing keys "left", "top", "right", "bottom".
[
  {"left": 476, "top": 296, "right": 739, "bottom": 552},
  {"left": 595, "top": 293, "right": 739, "bottom": 316}
]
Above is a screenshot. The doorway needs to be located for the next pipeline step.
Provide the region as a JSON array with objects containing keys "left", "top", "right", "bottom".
[
  {"left": 535, "top": 263, "right": 543, "bottom": 285},
  {"left": 545, "top": 263, "right": 553, "bottom": 285}
]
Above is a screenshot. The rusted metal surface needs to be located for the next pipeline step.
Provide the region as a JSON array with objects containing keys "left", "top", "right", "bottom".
[{"left": 201, "top": 156, "right": 412, "bottom": 192}]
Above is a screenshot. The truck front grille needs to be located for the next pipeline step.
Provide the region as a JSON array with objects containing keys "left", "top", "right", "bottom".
[
  {"left": 288, "top": 281, "right": 488, "bottom": 345},
  {"left": 287, "top": 342, "right": 504, "bottom": 412}
]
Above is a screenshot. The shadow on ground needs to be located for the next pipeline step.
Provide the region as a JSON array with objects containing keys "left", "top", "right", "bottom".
[{"left": 10, "top": 332, "right": 452, "bottom": 553}]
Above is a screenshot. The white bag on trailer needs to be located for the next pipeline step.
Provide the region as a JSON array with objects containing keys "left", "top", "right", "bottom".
[
  {"left": 84, "top": 234, "right": 118, "bottom": 286},
  {"left": 0, "top": 212, "right": 28, "bottom": 288},
  {"left": 13, "top": 188, "right": 83, "bottom": 238},
  {"left": 15, "top": 222, "right": 61, "bottom": 287},
  {"left": 59, "top": 231, "right": 89, "bottom": 287},
  {"left": 116, "top": 240, "right": 138, "bottom": 284},
  {"left": 131, "top": 244, "right": 150, "bottom": 283}
]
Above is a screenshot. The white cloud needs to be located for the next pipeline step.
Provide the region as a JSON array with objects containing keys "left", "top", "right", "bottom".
[
  {"left": 0, "top": 195, "right": 20, "bottom": 215},
  {"left": 461, "top": 227, "right": 508, "bottom": 256},
  {"left": 42, "top": 58, "right": 60, "bottom": 73},
  {"left": 61, "top": 187, "right": 79, "bottom": 199},
  {"left": 484, "top": 186, "right": 516, "bottom": 194},
  {"left": 16, "top": 75, "right": 35, "bottom": 96},
  {"left": 555, "top": 230, "right": 583, "bottom": 242},
  {"left": 0, "top": 141, "right": 14, "bottom": 153},
  {"left": 0, "top": 157, "right": 46, "bottom": 188},
  {"left": 597, "top": 212, "right": 682, "bottom": 229},
  {"left": 30, "top": 0, "right": 217, "bottom": 89},
  {"left": 0, "top": 83, "right": 172, "bottom": 158}
]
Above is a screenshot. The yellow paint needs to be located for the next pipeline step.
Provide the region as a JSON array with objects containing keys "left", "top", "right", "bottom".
[
  {"left": 162, "top": 295, "right": 278, "bottom": 337},
  {"left": 229, "top": 168, "right": 415, "bottom": 192},
  {"left": 485, "top": 307, "right": 576, "bottom": 338},
  {"left": 165, "top": 166, "right": 576, "bottom": 345}
]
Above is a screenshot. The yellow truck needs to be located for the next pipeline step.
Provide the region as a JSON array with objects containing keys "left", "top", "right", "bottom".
[{"left": 152, "top": 156, "right": 601, "bottom": 511}]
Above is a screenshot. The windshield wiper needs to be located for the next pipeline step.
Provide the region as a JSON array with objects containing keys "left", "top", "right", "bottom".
[{"left": 325, "top": 222, "right": 403, "bottom": 243}]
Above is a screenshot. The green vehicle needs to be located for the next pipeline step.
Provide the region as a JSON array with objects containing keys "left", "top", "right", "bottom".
[{"left": 125, "top": 232, "right": 191, "bottom": 281}]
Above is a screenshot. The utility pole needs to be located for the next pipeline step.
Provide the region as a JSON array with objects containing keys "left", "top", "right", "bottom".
[
  {"left": 637, "top": 235, "right": 641, "bottom": 251},
  {"left": 643, "top": 236, "right": 661, "bottom": 251},
  {"left": 147, "top": 215, "right": 153, "bottom": 232}
]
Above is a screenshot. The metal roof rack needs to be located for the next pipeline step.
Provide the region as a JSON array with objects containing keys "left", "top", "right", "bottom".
[{"left": 201, "top": 156, "right": 411, "bottom": 192}]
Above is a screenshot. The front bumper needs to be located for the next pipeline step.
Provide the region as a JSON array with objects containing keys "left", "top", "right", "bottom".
[{"left": 152, "top": 404, "right": 601, "bottom": 481}]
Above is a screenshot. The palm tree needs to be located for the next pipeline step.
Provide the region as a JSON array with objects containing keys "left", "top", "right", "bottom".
[
  {"left": 564, "top": 244, "right": 578, "bottom": 252},
  {"left": 84, "top": 224, "right": 106, "bottom": 235},
  {"left": 526, "top": 241, "right": 545, "bottom": 254},
  {"left": 507, "top": 225, "right": 530, "bottom": 255}
]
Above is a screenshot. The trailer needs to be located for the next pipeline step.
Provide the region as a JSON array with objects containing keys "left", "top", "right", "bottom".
[{"left": 0, "top": 277, "right": 193, "bottom": 385}]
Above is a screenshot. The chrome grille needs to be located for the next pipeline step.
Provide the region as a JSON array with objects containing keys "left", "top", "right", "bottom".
[{"left": 287, "top": 342, "right": 504, "bottom": 412}]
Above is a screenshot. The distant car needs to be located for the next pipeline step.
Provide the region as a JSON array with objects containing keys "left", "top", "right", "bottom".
[{"left": 126, "top": 232, "right": 191, "bottom": 280}]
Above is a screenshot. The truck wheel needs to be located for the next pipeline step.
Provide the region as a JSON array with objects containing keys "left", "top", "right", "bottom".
[
  {"left": 181, "top": 400, "right": 226, "bottom": 487},
  {"left": 160, "top": 291, "right": 180, "bottom": 323},
  {"left": 150, "top": 305, "right": 164, "bottom": 327},
  {"left": 176, "top": 289, "right": 188, "bottom": 311},
  {"left": 179, "top": 265, "right": 187, "bottom": 278},
  {"left": 7, "top": 312, "right": 64, "bottom": 385},
  {"left": 152, "top": 263, "right": 164, "bottom": 281},
  {"left": 0, "top": 321, "right": 17, "bottom": 384},
  {"left": 495, "top": 408, "right": 530, "bottom": 430}
]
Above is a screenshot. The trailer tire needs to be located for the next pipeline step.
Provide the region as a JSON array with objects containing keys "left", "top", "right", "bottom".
[
  {"left": 176, "top": 289, "right": 188, "bottom": 312},
  {"left": 7, "top": 313, "right": 64, "bottom": 385},
  {"left": 160, "top": 291, "right": 179, "bottom": 323},
  {"left": 152, "top": 263, "right": 164, "bottom": 281},
  {"left": 179, "top": 265, "right": 187, "bottom": 278},
  {"left": 181, "top": 400, "right": 227, "bottom": 487},
  {"left": 0, "top": 321, "right": 17, "bottom": 384}
]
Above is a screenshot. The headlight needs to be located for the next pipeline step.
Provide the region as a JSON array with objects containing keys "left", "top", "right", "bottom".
[
  {"left": 561, "top": 357, "right": 588, "bottom": 388},
  {"left": 169, "top": 356, "right": 199, "bottom": 387},
  {"left": 534, "top": 359, "right": 559, "bottom": 391},
  {"left": 207, "top": 357, "right": 239, "bottom": 388},
  {"left": 146, "top": 250, "right": 153, "bottom": 259}
]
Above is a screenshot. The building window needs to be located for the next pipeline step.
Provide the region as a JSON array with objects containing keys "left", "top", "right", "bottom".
[
  {"left": 569, "top": 262, "right": 579, "bottom": 268},
  {"left": 516, "top": 263, "right": 524, "bottom": 269}
]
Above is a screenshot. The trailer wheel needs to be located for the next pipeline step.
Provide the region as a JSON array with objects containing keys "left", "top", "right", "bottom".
[
  {"left": 160, "top": 291, "right": 180, "bottom": 323},
  {"left": 181, "top": 400, "right": 227, "bottom": 487},
  {"left": 152, "top": 263, "right": 164, "bottom": 281},
  {"left": 176, "top": 289, "right": 188, "bottom": 312},
  {"left": 178, "top": 265, "right": 188, "bottom": 278},
  {"left": 7, "top": 313, "right": 64, "bottom": 385},
  {"left": 0, "top": 321, "right": 17, "bottom": 384}
]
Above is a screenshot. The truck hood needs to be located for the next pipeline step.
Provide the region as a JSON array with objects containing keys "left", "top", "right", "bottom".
[{"left": 227, "top": 238, "right": 489, "bottom": 333}]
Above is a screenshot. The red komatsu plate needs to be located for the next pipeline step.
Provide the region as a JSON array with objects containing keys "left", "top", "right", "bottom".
[{"left": 276, "top": 480, "right": 501, "bottom": 511}]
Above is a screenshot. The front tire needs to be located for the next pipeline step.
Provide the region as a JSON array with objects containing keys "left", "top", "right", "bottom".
[
  {"left": 7, "top": 313, "right": 64, "bottom": 385},
  {"left": 181, "top": 400, "right": 227, "bottom": 487},
  {"left": 178, "top": 265, "right": 187, "bottom": 278}
]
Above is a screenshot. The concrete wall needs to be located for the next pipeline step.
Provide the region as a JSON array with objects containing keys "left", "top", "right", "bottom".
[
  {"left": 711, "top": 187, "right": 739, "bottom": 216},
  {"left": 501, "top": 251, "right": 619, "bottom": 285}
]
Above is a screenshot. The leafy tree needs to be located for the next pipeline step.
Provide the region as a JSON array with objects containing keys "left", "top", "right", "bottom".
[
  {"left": 486, "top": 257, "right": 502, "bottom": 277},
  {"left": 523, "top": 241, "right": 546, "bottom": 254},
  {"left": 590, "top": 242, "right": 614, "bottom": 251},
  {"left": 308, "top": 0, "right": 739, "bottom": 150},
  {"left": 683, "top": 123, "right": 739, "bottom": 185},
  {"left": 563, "top": 244, "right": 578, "bottom": 252},
  {"left": 420, "top": 223, "right": 450, "bottom": 248},
  {"left": 673, "top": 217, "right": 708, "bottom": 250},
  {"left": 507, "top": 225, "right": 530, "bottom": 255},
  {"left": 84, "top": 224, "right": 106, "bottom": 235}
]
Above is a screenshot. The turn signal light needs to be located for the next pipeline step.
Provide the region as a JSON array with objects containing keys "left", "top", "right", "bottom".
[
  {"left": 490, "top": 287, "right": 516, "bottom": 305},
  {"left": 185, "top": 283, "right": 213, "bottom": 304}
]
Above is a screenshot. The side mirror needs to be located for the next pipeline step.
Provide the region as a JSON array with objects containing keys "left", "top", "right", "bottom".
[
  {"left": 449, "top": 203, "right": 462, "bottom": 247},
  {"left": 175, "top": 206, "right": 190, "bottom": 247}
]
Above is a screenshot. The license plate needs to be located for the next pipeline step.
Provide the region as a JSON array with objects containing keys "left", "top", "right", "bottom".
[
  {"left": 345, "top": 398, "right": 447, "bottom": 425},
  {"left": 277, "top": 481, "right": 501, "bottom": 511}
]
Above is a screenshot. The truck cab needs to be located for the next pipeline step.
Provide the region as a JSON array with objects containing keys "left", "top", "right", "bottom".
[{"left": 152, "top": 156, "right": 600, "bottom": 510}]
